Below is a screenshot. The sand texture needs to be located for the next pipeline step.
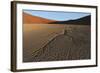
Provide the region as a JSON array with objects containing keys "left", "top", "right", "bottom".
[{"left": 23, "top": 24, "right": 90, "bottom": 62}]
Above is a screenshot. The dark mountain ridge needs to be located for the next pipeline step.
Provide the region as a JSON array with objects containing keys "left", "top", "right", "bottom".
[{"left": 49, "top": 15, "right": 91, "bottom": 25}]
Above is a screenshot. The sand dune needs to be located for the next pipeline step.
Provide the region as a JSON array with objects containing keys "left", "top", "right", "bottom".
[{"left": 23, "top": 12, "right": 56, "bottom": 24}]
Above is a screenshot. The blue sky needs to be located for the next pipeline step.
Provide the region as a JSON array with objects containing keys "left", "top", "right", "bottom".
[{"left": 23, "top": 10, "right": 90, "bottom": 21}]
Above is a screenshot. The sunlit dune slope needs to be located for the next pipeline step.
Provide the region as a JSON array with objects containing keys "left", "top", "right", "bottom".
[{"left": 23, "top": 12, "right": 56, "bottom": 24}]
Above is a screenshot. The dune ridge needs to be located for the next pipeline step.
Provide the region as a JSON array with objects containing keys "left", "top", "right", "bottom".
[{"left": 23, "top": 12, "right": 56, "bottom": 24}]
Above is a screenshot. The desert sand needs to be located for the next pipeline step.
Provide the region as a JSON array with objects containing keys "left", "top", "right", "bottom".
[
  {"left": 23, "top": 12, "right": 56, "bottom": 24},
  {"left": 23, "top": 24, "right": 90, "bottom": 62}
]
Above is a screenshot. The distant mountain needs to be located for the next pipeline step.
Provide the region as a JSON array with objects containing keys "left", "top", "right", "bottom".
[
  {"left": 23, "top": 12, "right": 56, "bottom": 24},
  {"left": 49, "top": 15, "right": 91, "bottom": 25}
]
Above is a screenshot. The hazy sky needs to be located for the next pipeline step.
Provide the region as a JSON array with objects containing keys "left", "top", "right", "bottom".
[{"left": 23, "top": 10, "right": 90, "bottom": 21}]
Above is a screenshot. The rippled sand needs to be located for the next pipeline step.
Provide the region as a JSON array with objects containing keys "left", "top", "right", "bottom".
[{"left": 23, "top": 24, "right": 90, "bottom": 62}]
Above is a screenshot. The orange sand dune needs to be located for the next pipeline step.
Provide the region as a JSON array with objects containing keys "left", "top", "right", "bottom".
[{"left": 23, "top": 12, "right": 56, "bottom": 24}]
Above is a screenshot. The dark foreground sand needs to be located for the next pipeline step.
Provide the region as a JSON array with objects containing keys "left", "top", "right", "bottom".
[{"left": 23, "top": 24, "right": 90, "bottom": 62}]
